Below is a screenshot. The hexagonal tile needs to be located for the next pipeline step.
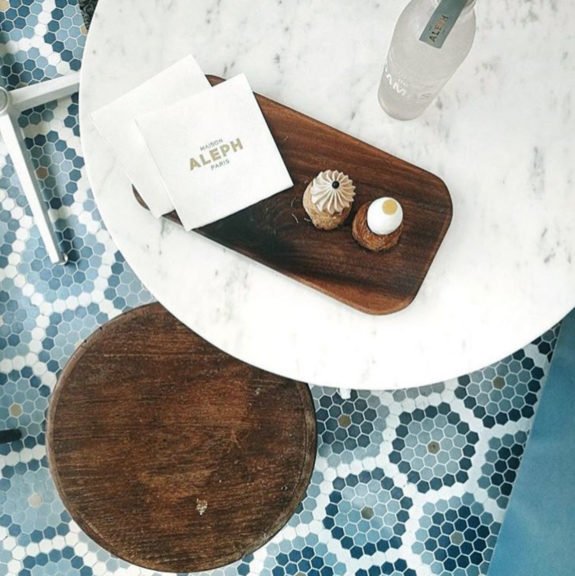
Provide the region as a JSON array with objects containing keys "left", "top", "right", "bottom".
[
  {"left": 205, "top": 553, "right": 253, "bottom": 576},
  {"left": 17, "top": 546, "right": 92, "bottom": 576},
  {"left": 292, "top": 469, "right": 324, "bottom": 526},
  {"left": 479, "top": 431, "right": 528, "bottom": 509},
  {"left": 38, "top": 304, "right": 108, "bottom": 372},
  {"left": 315, "top": 388, "right": 388, "bottom": 465},
  {"left": 389, "top": 403, "right": 479, "bottom": 493},
  {"left": 43, "top": 2, "right": 85, "bottom": 72},
  {"left": 414, "top": 494, "right": 500, "bottom": 576},
  {"left": 0, "top": 460, "right": 70, "bottom": 546},
  {"left": 0, "top": 365, "right": 50, "bottom": 452},
  {"left": 0, "top": 1, "right": 43, "bottom": 50},
  {"left": 16, "top": 216, "right": 107, "bottom": 302},
  {"left": 532, "top": 325, "right": 560, "bottom": 362},
  {"left": 355, "top": 559, "right": 417, "bottom": 576},
  {"left": 104, "top": 250, "right": 154, "bottom": 311},
  {"left": 261, "top": 534, "right": 346, "bottom": 576},
  {"left": 455, "top": 344, "right": 552, "bottom": 427},
  {"left": 324, "top": 468, "right": 412, "bottom": 558}
]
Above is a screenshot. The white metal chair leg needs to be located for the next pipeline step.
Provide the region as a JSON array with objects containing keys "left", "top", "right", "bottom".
[
  {"left": 0, "top": 112, "right": 65, "bottom": 264},
  {"left": 0, "top": 73, "right": 80, "bottom": 265},
  {"left": 10, "top": 73, "right": 80, "bottom": 111}
]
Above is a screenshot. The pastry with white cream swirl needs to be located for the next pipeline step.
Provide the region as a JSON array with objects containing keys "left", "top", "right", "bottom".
[{"left": 303, "top": 170, "right": 356, "bottom": 230}]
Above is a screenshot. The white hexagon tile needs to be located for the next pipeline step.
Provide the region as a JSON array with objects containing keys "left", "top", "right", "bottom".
[{"left": 0, "top": 2, "right": 561, "bottom": 576}]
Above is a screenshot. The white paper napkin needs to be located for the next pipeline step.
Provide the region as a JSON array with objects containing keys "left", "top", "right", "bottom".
[
  {"left": 92, "top": 55, "right": 210, "bottom": 217},
  {"left": 136, "top": 74, "right": 293, "bottom": 230}
]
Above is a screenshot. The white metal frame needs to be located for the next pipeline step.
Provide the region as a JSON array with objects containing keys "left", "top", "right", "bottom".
[{"left": 0, "top": 73, "right": 80, "bottom": 264}]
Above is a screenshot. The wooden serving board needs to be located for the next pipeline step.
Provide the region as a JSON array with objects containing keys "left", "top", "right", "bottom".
[
  {"left": 48, "top": 303, "right": 316, "bottom": 573},
  {"left": 134, "top": 76, "right": 452, "bottom": 315}
]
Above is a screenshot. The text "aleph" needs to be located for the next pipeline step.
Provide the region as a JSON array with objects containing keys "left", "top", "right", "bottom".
[{"left": 190, "top": 138, "right": 243, "bottom": 171}]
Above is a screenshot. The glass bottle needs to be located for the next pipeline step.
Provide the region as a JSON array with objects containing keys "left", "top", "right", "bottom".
[{"left": 378, "top": 0, "right": 477, "bottom": 120}]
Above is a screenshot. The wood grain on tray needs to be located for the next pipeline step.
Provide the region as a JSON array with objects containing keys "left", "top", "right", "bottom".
[{"left": 134, "top": 76, "right": 452, "bottom": 314}]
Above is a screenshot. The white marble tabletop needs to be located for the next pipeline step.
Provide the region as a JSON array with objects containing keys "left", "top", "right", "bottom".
[{"left": 80, "top": 0, "right": 575, "bottom": 390}]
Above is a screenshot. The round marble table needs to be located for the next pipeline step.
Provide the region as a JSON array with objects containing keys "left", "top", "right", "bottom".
[{"left": 80, "top": 0, "right": 575, "bottom": 390}]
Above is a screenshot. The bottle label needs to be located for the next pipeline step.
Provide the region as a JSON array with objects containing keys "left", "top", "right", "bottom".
[
  {"left": 419, "top": 0, "right": 467, "bottom": 49},
  {"left": 382, "top": 64, "right": 435, "bottom": 103}
]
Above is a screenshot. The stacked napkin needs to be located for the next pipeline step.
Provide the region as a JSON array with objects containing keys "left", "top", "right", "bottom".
[{"left": 93, "top": 55, "right": 293, "bottom": 229}]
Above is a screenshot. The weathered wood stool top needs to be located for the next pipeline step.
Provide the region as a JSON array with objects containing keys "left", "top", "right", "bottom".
[{"left": 47, "top": 303, "right": 316, "bottom": 572}]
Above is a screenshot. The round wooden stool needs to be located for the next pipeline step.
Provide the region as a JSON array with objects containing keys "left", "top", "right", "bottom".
[{"left": 47, "top": 303, "right": 316, "bottom": 572}]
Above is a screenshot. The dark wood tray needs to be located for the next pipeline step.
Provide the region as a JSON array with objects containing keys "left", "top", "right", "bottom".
[{"left": 134, "top": 76, "right": 452, "bottom": 315}]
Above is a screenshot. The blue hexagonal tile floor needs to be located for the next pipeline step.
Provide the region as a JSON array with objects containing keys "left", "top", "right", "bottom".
[{"left": 0, "top": 2, "right": 563, "bottom": 575}]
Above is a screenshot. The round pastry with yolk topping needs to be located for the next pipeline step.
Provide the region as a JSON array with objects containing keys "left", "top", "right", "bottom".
[{"left": 352, "top": 197, "right": 403, "bottom": 252}]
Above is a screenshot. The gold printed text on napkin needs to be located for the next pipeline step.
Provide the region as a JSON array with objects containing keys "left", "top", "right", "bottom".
[
  {"left": 136, "top": 74, "right": 293, "bottom": 231},
  {"left": 190, "top": 138, "right": 244, "bottom": 171}
]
